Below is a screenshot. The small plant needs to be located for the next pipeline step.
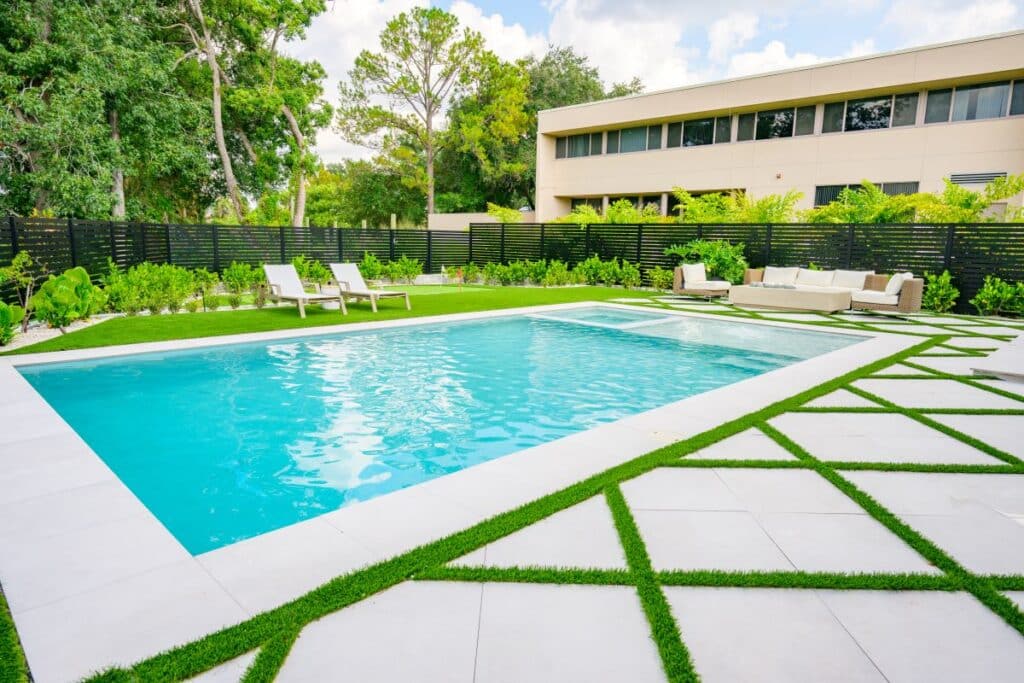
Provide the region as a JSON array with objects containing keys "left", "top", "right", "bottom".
[
  {"left": 646, "top": 266, "right": 673, "bottom": 291},
  {"left": 922, "top": 270, "right": 960, "bottom": 313},
  {"left": 573, "top": 256, "right": 604, "bottom": 285},
  {"left": 620, "top": 260, "right": 641, "bottom": 289},
  {"left": 222, "top": 262, "right": 254, "bottom": 297},
  {"left": 542, "top": 260, "right": 572, "bottom": 286},
  {"left": 184, "top": 299, "right": 200, "bottom": 313},
  {"left": 482, "top": 262, "right": 505, "bottom": 285},
  {"left": 227, "top": 293, "right": 243, "bottom": 309},
  {"left": 292, "top": 255, "right": 331, "bottom": 290},
  {"left": 206, "top": 295, "right": 221, "bottom": 311},
  {"left": 524, "top": 259, "right": 548, "bottom": 285},
  {"left": 506, "top": 260, "right": 529, "bottom": 285},
  {"left": 192, "top": 268, "right": 220, "bottom": 312},
  {"left": 970, "top": 276, "right": 1020, "bottom": 317},
  {"left": 0, "top": 301, "right": 25, "bottom": 345},
  {"left": 359, "top": 252, "right": 384, "bottom": 281},
  {"left": 665, "top": 240, "right": 749, "bottom": 284},
  {"left": 30, "top": 267, "right": 101, "bottom": 332},
  {"left": 597, "top": 257, "right": 622, "bottom": 286},
  {"left": 1, "top": 250, "right": 45, "bottom": 332},
  {"left": 101, "top": 260, "right": 143, "bottom": 315},
  {"left": 461, "top": 262, "right": 481, "bottom": 284},
  {"left": 390, "top": 255, "right": 423, "bottom": 284}
]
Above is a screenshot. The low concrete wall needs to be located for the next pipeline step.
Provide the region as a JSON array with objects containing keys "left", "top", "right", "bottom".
[{"left": 427, "top": 211, "right": 536, "bottom": 230}]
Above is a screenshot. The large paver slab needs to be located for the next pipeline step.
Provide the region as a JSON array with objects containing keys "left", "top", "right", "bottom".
[
  {"left": 621, "top": 469, "right": 744, "bottom": 511},
  {"left": 853, "top": 378, "right": 1021, "bottom": 409},
  {"left": 474, "top": 583, "right": 665, "bottom": 683},
  {"left": 714, "top": 469, "right": 863, "bottom": 513},
  {"left": 1005, "top": 591, "right": 1024, "bottom": 611},
  {"left": 665, "top": 587, "right": 885, "bottom": 682},
  {"left": 279, "top": 581, "right": 481, "bottom": 682},
  {"left": 769, "top": 412, "right": 999, "bottom": 465},
  {"left": 803, "top": 389, "right": 881, "bottom": 408},
  {"left": 188, "top": 651, "right": 258, "bottom": 682},
  {"left": 865, "top": 323, "right": 960, "bottom": 336},
  {"left": 686, "top": 428, "right": 796, "bottom": 461},
  {"left": 0, "top": 432, "right": 116, "bottom": 505},
  {"left": 946, "top": 336, "right": 1010, "bottom": 349},
  {"left": 901, "top": 510, "right": 1024, "bottom": 574},
  {"left": 975, "top": 379, "right": 1024, "bottom": 398},
  {"left": 910, "top": 355, "right": 1001, "bottom": 375},
  {"left": 928, "top": 414, "right": 1024, "bottom": 458},
  {"left": 945, "top": 325, "right": 1021, "bottom": 337},
  {"left": 820, "top": 590, "right": 1024, "bottom": 682},
  {"left": 873, "top": 363, "right": 934, "bottom": 376},
  {"left": 452, "top": 496, "right": 627, "bottom": 569}
]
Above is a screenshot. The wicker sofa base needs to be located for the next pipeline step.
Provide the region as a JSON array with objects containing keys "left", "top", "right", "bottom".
[{"left": 729, "top": 285, "right": 852, "bottom": 312}]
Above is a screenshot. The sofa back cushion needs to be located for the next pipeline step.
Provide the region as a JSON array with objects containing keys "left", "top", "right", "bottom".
[
  {"left": 795, "top": 268, "right": 835, "bottom": 287},
  {"left": 682, "top": 263, "right": 707, "bottom": 284},
  {"left": 885, "top": 272, "right": 914, "bottom": 296},
  {"left": 763, "top": 266, "right": 799, "bottom": 285},
  {"left": 833, "top": 269, "right": 874, "bottom": 290}
]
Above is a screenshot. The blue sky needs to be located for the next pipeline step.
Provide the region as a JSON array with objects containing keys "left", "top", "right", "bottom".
[{"left": 293, "top": 0, "right": 1024, "bottom": 160}]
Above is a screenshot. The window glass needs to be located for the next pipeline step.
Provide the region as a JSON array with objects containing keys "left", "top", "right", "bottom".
[
  {"left": 737, "top": 113, "right": 755, "bottom": 141},
  {"left": 1012, "top": 81, "right": 1024, "bottom": 116},
  {"left": 590, "top": 133, "right": 602, "bottom": 155},
  {"left": 755, "top": 108, "right": 794, "bottom": 139},
  {"left": 892, "top": 93, "right": 918, "bottom": 127},
  {"left": 924, "top": 89, "right": 952, "bottom": 123},
  {"left": 606, "top": 130, "right": 619, "bottom": 154},
  {"left": 619, "top": 126, "right": 647, "bottom": 153},
  {"left": 845, "top": 96, "right": 892, "bottom": 131},
  {"left": 683, "top": 118, "right": 714, "bottom": 146},
  {"left": 822, "top": 102, "right": 845, "bottom": 133},
  {"left": 647, "top": 125, "right": 662, "bottom": 150},
  {"left": 794, "top": 106, "right": 815, "bottom": 135},
  {"left": 571, "top": 197, "right": 602, "bottom": 210},
  {"left": 952, "top": 81, "right": 1010, "bottom": 121},
  {"left": 666, "top": 122, "right": 682, "bottom": 148},
  {"left": 555, "top": 137, "right": 566, "bottom": 159},
  {"left": 567, "top": 134, "right": 590, "bottom": 158},
  {"left": 714, "top": 116, "right": 731, "bottom": 143}
]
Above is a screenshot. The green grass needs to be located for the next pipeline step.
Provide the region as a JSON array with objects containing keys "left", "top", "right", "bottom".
[{"left": 3, "top": 286, "right": 634, "bottom": 355}]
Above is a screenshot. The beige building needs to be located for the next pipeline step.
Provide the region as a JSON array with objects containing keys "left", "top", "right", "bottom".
[{"left": 534, "top": 31, "right": 1024, "bottom": 222}]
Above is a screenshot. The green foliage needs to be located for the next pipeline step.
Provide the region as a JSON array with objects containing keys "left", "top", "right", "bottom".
[
  {"left": 664, "top": 240, "right": 749, "bottom": 284},
  {"left": 387, "top": 256, "right": 422, "bottom": 284},
  {"left": 554, "top": 203, "right": 604, "bottom": 227},
  {"left": 923, "top": 271, "right": 960, "bottom": 313},
  {"left": 597, "top": 257, "right": 622, "bottom": 286},
  {"left": 619, "top": 260, "right": 641, "bottom": 289},
  {"left": 192, "top": 268, "right": 220, "bottom": 311},
  {"left": 671, "top": 188, "right": 802, "bottom": 223},
  {"left": 574, "top": 256, "right": 604, "bottom": 285},
  {"left": 646, "top": 266, "right": 674, "bottom": 291},
  {"left": 605, "top": 199, "right": 663, "bottom": 224},
  {"left": 222, "top": 262, "right": 255, "bottom": 296},
  {"left": 541, "top": 260, "right": 573, "bottom": 286},
  {"left": 970, "top": 276, "right": 1022, "bottom": 317},
  {"left": 291, "top": 255, "right": 330, "bottom": 287},
  {"left": 0, "top": 251, "right": 44, "bottom": 331},
  {"left": 482, "top": 262, "right": 504, "bottom": 285},
  {"left": 103, "top": 261, "right": 196, "bottom": 315},
  {"left": 524, "top": 259, "right": 548, "bottom": 284},
  {"left": 228, "top": 293, "right": 243, "bottom": 309},
  {"left": 359, "top": 252, "right": 384, "bottom": 281},
  {"left": 313, "top": 161, "right": 425, "bottom": 227},
  {"left": 486, "top": 203, "right": 523, "bottom": 223},
  {"left": 30, "top": 267, "right": 101, "bottom": 331},
  {"left": 184, "top": 299, "right": 201, "bottom": 314},
  {"left": 461, "top": 262, "right": 481, "bottom": 284},
  {"left": 505, "top": 261, "right": 529, "bottom": 285},
  {"left": 0, "top": 302, "right": 25, "bottom": 346}
]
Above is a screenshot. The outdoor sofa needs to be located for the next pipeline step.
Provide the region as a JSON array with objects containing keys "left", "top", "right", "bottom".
[
  {"left": 729, "top": 267, "right": 922, "bottom": 313},
  {"left": 329, "top": 263, "right": 411, "bottom": 313},
  {"left": 672, "top": 263, "right": 731, "bottom": 298}
]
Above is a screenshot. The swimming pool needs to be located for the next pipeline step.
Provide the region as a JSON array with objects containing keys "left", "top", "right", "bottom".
[{"left": 19, "top": 306, "right": 860, "bottom": 554}]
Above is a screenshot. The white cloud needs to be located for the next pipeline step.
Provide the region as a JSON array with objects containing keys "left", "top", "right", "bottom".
[
  {"left": 726, "top": 37, "right": 880, "bottom": 78},
  {"left": 707, "top": 12, "right": 760, "bottom": 62},
  {"left": 883, "top": 0, "right": 1019, "bottom": 44},
  {"left": 449, "top": 1, "right": 548, "bottom": 62}
]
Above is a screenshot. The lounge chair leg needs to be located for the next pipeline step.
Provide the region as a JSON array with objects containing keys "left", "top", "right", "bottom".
[
  {"left": 371, "top": 295, "right": 378, "bottom": 313},
  {"left": 339, "top": 296, "right": 347, "bottom": 315},
  {"left": 404, "top": 293, "right": 411, "bottom": 310},
  {"left": 298, "top": 299, "right": 306, "bottom": 319}
]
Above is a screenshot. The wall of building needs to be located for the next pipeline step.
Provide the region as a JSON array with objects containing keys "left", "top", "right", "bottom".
[{"left": 427, "top": 211, "right": 536, "bottom": 230}]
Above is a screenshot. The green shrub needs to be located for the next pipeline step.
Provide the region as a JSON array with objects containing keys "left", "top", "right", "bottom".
[
  {"left": 292, "top": 255, "right": 330, "bottom": 289},
  {"left": 163, "top": 265, "right": 195, "bottom": 313},
  {"left": 461, "top": 261, "right": 481, "bottom": 284},
  {"left": 0, "top": 251, "right": 42, "bottom": 332},
  {"left": 506, "top": 260, "right": 529, "bottom": 285},
  {"left": 228, "top": 293, "right": 243, "bottom": 309},
  {"left": 597, "top": 258, "right": 622, "bottom": 286},
  {"left": 665, "top": 240, "right": 749, "bottom": 284},
  {"left": 542, "top": 260, "right": 572, "bottom": 286},
  {"left": 102, "top": 260, "right": 143, "bottom": 315},
  {"left": 184, "top": 299, "right": 200, "bottom": 313},
  {"left": 574, "top": 256, "right": 604, "bottom": 285},
  {"left": 222, "top": 261, "right": 254, "bottom": 296},
  {"left": 922, "top": 270, "right": 960, "bottom": 313},
  {"left": 206, "top": 295, "right": 221, "bottom": 311},
  {"left": 482, "top": 262, "right": 504, "bottom": 285},
  {"left": 390, "top": 255, "right": 422, "bottom": 283},
  {"left": 970, "top": 276, "right": 1020, "bottom": 316},
  {"left": 192, "top": 268, "right": 220, "bottom": 312},
  {"left": 486, "top": 202, "right": 523, "bottom": 223},
  {"left": 524, "top": 259, "right": 548, "bottom": 285},
  {"left": 646, "top": 266, "right": 674, "bottom": 290},
  {"left": 359, "top": 252, "right": 384, "bottom": 281},
  {"left": 620, "top": 260, "right": 641, "bottom": 289},
  {"left": 0, "top": 302, "right": 25, "bottom": 345},
  {"left": 30, "top": 267, "right": 101, "bottom": 332}
]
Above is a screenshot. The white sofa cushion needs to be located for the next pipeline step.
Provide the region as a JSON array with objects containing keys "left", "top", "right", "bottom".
[
  {"left": 682, "top": 263, "right": 707, "bottom": 284},
  {"left": 884, "top": 272, "right": 914, "bottom": 296},
  {"left": 763, "top": 266, "right": 799, "bottom": 285},
  {"left": 687, "top": 280, "right": 731, "bottom": 292},
  {"left": 795, "top": 268, "right": 835, "bottom": 287},
  {"left": 852, "top": 289, "right": 899, "bottom": 306},
  {"left": 833, "top": 269, "right": 873, "bottom": 290}
]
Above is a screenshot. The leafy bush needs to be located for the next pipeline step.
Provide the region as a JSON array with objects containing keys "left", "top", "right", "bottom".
[
  {"left": 573, "top": 256, "right": 604, "bottom": 285},
  {"left": 646, "top": 266, "right": 673, "bottom": 291},
  {"left": 0, "top": 302, "right": 25, "bottom": 346},
  {"left": 482, "top": 262, "right": 505, "bottom": 285},
  {"left": 222, "top": 262, "right": 255, "bottom": 296},
  {"left": 597, "top": 257, "right": 622, "bottom": 286},
  {"left": 970, "top": 276, "right": 1021, "bottom": 317},
  {"left": 506, "top": 260, "right": 529, "bottom": 285},
  {"left": 227, "top": 293, "right": 243, "bottom": 309},
  {"left": 620, "top": 260, "right": 641, "bottom": 289},
  {"left": 486, "top": 202, "right": 523, "bottom": 223},
  {"left": 390, "top": 255, "right": 422, "bottom": 283},
  {"left": 923, "top": 270, "right": 960, "bottom": 313},
  {"left": 542, "top": 260, "right": 572, "bottom": 286},
  {"left": 184, "top": 299, "right": 200, "bottom": 313},
  {"left": 192, "top": 268, "right": 220, "bottom": 312},
  {"left": 461, "top": 262, "right": 481, "bottom": 284},
  {"left": 292, "top": 255, "right": 330, "bottom": 289},
  {"left": 359, "top": 252, "right": 384, "bottom": 281},
  {"left": 30, "top": 267, "right": 102, "bottom": 332},
  {"left": 664, "top": 240, "right": 748, "bottom": 284},
  {"left": 524, "top": 259, "right": 548, "bottom": 284},
  {"left": 1, "top": 251, "right": 44, "bottom": 332}
]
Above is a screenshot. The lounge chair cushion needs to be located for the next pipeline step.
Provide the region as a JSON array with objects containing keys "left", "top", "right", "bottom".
[
  {"left": 763, "top": 266, "right": 799, "bottom": 285},
  {"left": 682, "top": 263, "right": 707, "bottom": 284},
  {"left": 884, "top": 271, "right": 914, "bottom": 296},
  {"left": 686, "top": 280, "right": 731, "bottom": 292},
  {"left": 852, "top": 289, "right": 899, "bottom": 306},
  {"left": 795, "top": 268, "right": 835, "bottom": 287},
  {"left": 833, "top": 269, "right": 874, "bottom": 290}
]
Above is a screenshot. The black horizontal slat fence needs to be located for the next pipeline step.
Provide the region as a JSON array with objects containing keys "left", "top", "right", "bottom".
[{"left": 3, "top": 217, "right": 1023, "bottom": 313}]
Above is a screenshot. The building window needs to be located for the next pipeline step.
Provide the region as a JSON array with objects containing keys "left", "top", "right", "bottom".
[
  {"left": 571, "top": 197, "right": 603, "bottom": 211},
  {"left": 892, "top": 93, "right": 918, "bottom": 127},
  {"left": 619, "top": 126, "right": 647, "bottom": 153},
  {"left": 737, "top": 113, "right": 755, "bottom": 141},
  {"left": 1012, "top": 80, "right": 1024, "bottom": 116},
  {"left": 755, "top": 108, "right": 794, "bottom": 139},
  {"left": 666, "top": 122, "right": 682, "bottom": 148},
  {"left": 609, "top": 195, "right": 641, "bottom": 208},
  {"left": 845, "top": 96, "right": 892, "bottom": 131},
  {"left": 794, "top": 106, "right": 815, "bottom": 135},
  {"left": 567, "top": 134, "right": 590, "bottom": 158},
  {"left": 815, "top": 181, "right": 920, "bottom": 206},
  {"left": 606, "top": 130, "right": 619, "bottom": 154},
  {"left": 555, "top": 137, "right": 567, "bottom": 159},
  {"left": 683, "top": 118, "right": 714, "bottom": 146},
  {"left": 814, "top": 185, "right": 847, "bottom": 206},
  {"left": 951, "top": 81, "right": 1010, "bottom": 121},
  {"left": 925, "top": 88, "right": 952, "bottom": 123},
  {"left": 647, "top": 124, "right": 663, "bottom": 150},
  {"left": 881, "top": 181, "right": 920, "bottom": 196},
  {"left": 590, "top": 132, "right": 603, "bottom": 155},
  {"left": 714, "top": 116, "right": 731, "bottom": 143},
  {"left": 822, "top": 102, "right": 845, "bottom": 133}
]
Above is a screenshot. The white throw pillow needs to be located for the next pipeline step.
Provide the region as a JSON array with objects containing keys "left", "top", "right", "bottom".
[
  {"left": 795, "top": 268, "right": 835, "bottom": 287},
  {"left": 884, "top": 271, "right": 914, "bottom": 296},
  {"left": 833, "top": 269, "right": 873, "bottom": 290},
  {"left": 763, "top": 266, "right": 799, "bottom": 285},
  {"left": 682, "top": 263, "right": 707, "bottom": 284}
]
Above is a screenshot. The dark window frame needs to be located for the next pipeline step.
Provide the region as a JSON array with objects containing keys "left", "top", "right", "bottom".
[
  {"left": 736, "top": 113, "right": 755, "bottom": 141},
  {"left": 924, "top": 88, "right": 953, "bottom": 124},
  {"left": 555, "top": 137, "right": 567, "bottom": 159},
  {"left": 714, "top": 116, "right": 731, "bottom": 143},
  {"left": 666, "top": 122, "right": 682, "bottom": 148},
  {"left": 683, "top": 118, "right": 714, "bottom": 147},
  {"left": 755, "top": 108, "right": 795, "bottom": 140},
  {"left": 794, "top": 106, "right": 815, "bottom": 136},
  {"left": 844, "top": 95, "right": 893, "bottom": 131},
  {"left": 822, "top": 102, "right": 845, "bottom": 133}
]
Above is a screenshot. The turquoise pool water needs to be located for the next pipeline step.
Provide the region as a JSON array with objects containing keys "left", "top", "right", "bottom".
[{"left": 20, "top": 307, "right": 860, "bottom": 554}]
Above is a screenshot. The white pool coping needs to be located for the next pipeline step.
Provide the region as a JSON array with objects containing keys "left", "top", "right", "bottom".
[{"left": 0, "top": 302, "right": 917, "bottom": 682}]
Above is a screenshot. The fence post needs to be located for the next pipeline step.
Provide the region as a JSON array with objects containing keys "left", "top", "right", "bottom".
[
  {"left": 68, "top": 217, "right": 77, "bottom": 267},
  {"left": 211, "top": 224, "right": 220, "bottom": 272},
  {"left": 500, "top": 224, "right": 506, "bottom": 263},
  {"left": 584, "top": 224, "right": 591, "bottom": 256},
  {"left": 8, "top": 216, "right": 18, "bottom": 255},
  {"left": 635, "top": 225, "right": 643, "bottom": 263},
  {"left": 279, "top": 227, "right": 286, "bottom": 263},
  {"left": 138, "top": 222, "right": 146, "bottom": 262},
  {"left": 165, "top": 223, "right": 172, "bottom": 264},
  {"left": 764, "top": 224, "right": 772, "bottom": 266},
  {"left": 337, "top": 227, "right": 344, "bottom": 263},
  {"left": 109, "top": 220, "right": 117, "bottom": 264},
  {"left": 426, "top": 230, "right": 433, "bottom": 273},
  {"left": 943, "top": 225, "right": 956, "bottom": 271},
  {"left": 468, "top": 226, "right": 474, "bottom": 263},
  {"left": 696, "top": 224, "right": 703, "bottom": 240},
  {"left": 389, "top": 229, "right": 396, "bottom": 260},
  {"left": 539, "top": 223, "right": 546, "bottom": 260},
  {"left": 846, "top": 224, "right": 855, "bottom": 269}
]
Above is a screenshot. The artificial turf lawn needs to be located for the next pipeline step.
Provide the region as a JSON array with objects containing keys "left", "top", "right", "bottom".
[
  {"left": 3, "top": 300, "right": 1024, "bottom": 682},
  {"left": 2, "top": 285, "right": 632, "bottom": 355}
]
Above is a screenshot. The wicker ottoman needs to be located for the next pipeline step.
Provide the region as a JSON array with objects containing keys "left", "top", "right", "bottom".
[{"left": 728, "top": 285, "right": 852, "bottom": 312}]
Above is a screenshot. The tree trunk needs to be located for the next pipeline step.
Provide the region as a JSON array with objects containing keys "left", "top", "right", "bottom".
[
  {"left": 281, "top": 104, "right": 307, "bottom": 228},
  {"left": 109, "top": 108, "right": 126, "bottom": 218}
]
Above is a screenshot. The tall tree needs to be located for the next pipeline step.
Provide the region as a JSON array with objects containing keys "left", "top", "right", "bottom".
[{"left": 337, "top": 7, "right": 487, "bottom": 215}]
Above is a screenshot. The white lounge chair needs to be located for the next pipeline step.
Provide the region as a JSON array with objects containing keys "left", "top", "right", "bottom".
[
  {"left": 263, "top": 264, "right": 347, "bottom": 318},
  {"left": 329, "top": 262, "right": 411, "bottom": 313}
]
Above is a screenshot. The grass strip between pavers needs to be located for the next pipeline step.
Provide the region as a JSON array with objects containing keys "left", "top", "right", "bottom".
[
  {"left": 0, "top": 585, "right": 29, "bottom": 683},
  {"left": 241, "top": 629, "right": 299, "bottom": 683},
  {"left": 656, "top": 570, "right": 958, "bottom": 591},
  {"left": 416, "top": 566, "right": 634, "bottom": 586}
]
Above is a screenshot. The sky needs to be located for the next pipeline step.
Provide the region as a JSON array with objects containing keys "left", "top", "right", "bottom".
[{"left": 287, "top": 0, "right": 1024, "bottom": 163}]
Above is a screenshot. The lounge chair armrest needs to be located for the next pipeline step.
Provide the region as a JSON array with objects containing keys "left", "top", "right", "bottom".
[
  {"left": 335, "top": 279, "right": 352, "bottom": 292},
  {"left": 864, "top": 274, "right": 889, "bottom": 291},
  {"left": 744, "top": 268, "right": 764, "bottom": 284},
  {"left": 897, "top": 278, "right": 924, "bottom": 313},
  {"left": 673, "top": 266, "right": 684, "bottom": 290}
]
